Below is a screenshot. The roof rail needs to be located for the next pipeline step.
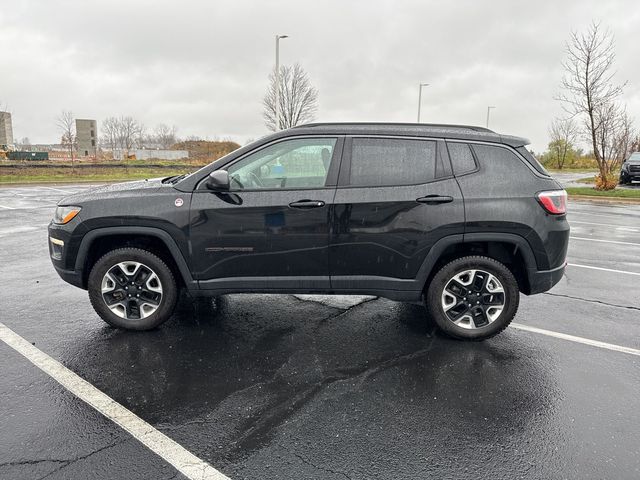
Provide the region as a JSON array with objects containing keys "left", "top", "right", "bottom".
[{"left": 294, "top": 122, "right": 495, "bottom": 133}]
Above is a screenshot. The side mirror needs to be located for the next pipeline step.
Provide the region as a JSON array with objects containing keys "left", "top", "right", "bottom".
[{"left": 206, "top": 170, "right": 230, "bottom": 191}]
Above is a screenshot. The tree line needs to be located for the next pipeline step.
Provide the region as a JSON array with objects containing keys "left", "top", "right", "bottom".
[{"left": 55, "top": 111, "right": 209, "bottom": 159}]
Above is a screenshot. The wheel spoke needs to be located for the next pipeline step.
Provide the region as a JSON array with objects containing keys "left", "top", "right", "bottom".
[
  {"left": 109, "top": 265, "right": 129, "bottom": 286},
  {"left": 103, "top": 290, "right": 126, "bottom": 306},
  {"left": 446, "top": 302, "right": 469, "bottom": 321},
  {"left": 470, "top": 307, "right": 489, "bottom": 328},
  {"left": 471, "top": 271, "right": 488, "bottom": 292},
  {"left": 133, "top": 266, "right": 151, "bottom": 285},
  {"left": 445, "top": 279, "right": 467, "bottom": 297},
  {"left": 139, "top": 290, "right": 161, "bottom": 306},
  {"left": 482, "top": 292, "right": 505, "bottom": 306},
  {"left": 124, "top": 299, "right": 141, "bottom": 319}
]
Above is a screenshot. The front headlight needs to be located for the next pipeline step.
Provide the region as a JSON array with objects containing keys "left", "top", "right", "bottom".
[
  {"left": 621, "top": 163, "right": 629, "bottom": 171},
  {"left": 53, "top": 205, "right": 82, "bottom": 224}
]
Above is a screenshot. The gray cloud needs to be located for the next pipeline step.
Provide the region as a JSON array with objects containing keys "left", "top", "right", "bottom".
[{"left": 1, "top": 0, "right": 639, "bottom": 151}]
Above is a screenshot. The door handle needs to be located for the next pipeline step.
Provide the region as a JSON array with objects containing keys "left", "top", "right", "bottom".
[
  {"left": 288, "top": 199, "right": 326, "bottom": 209},
  {"left": 416, "top": 195, "right": 453, "bottom": 205}
]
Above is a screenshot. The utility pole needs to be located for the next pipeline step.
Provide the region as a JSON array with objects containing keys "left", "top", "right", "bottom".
[
  {"left": 486, "top": 106, "right": 496, "bottom": 129},
  {"left": 274, "top": 34, "right": 289, "bottom": 131},
  {"left": 417, "top": 83, "right": 429, "bottom": 122}
]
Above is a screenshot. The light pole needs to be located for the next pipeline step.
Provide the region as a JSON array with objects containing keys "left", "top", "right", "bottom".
[
  {"left": 486, "top": 106, "right": 496, "bottom": 129},
  {"left": 275, "top": 34, "right": 289, "bottom": 131},
  {"left": 417, "top": 83, "right": 429, "bottom": 122}
]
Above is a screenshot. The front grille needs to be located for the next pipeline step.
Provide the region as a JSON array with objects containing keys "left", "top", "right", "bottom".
[{"left": 629, "top": 165, "right": 640, "bottom": 173}]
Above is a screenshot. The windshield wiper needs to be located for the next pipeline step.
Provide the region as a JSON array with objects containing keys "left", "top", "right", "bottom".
[{"left": 164, "top": 173, "right": 188, "bottom": 184}]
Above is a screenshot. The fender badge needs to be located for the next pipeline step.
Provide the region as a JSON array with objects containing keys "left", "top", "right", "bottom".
[{"left": 174, "top": 198, "right": 184, "bottom": 207}]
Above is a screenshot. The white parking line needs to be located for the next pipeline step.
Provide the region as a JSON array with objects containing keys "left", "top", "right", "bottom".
[
  {"left": 567, "top": 263, "right": 640, "bottom": 277},
  {"left": 0, "top": 204, "right": 16, "bottom": 210},
  {"left": 570, "top": 220, "right": 640, "bottom": 232},
  {"left": 0, "top": 322, "right": 231, "bottom": 480},
  {"left": 570, "top": 236, "right": 640, "bottom": 247},
  {"left": 511, "top": 323, "right": 640, "bottom": 357}
]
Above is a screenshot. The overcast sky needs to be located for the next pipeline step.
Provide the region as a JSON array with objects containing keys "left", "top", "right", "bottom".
[{"left": 2, "top": 0, "right": 639, "bottom": 151}]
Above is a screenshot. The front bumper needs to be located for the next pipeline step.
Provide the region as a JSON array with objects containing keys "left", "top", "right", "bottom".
[
  {"left": 48, "top": 222, "right": 86, "bottom": 289},
  {"left": 52, "top": 265, "right": 84, "bottom": 289},
  {"left": 527, "top": 261, "right": 566, "bottom": 295}
]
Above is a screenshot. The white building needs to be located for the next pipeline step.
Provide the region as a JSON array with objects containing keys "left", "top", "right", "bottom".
[{"left": 135, "top": 149, "right": 189, "bottom": 161}]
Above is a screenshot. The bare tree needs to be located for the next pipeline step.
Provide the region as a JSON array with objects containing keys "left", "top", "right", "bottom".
[
  {"left": 100, "top": 116, "right": 143, "bottom": 159},
  {"left": 558, "top": 22, "right": 626, "bottom": 184},
  {"left": 154, "top": 124, "right": 178, "bottom": 148},
  {"left": 101, "top": 117, "right": 119, "bottom": 157},
  {"left": 118, "top": 116, "right": 142, "bottom": 156},
  {"left": 606, "top": 107, "right": 635, "bottom": 166},
  {"left": 57, "top": 110, "right": 76, "bottom": 166},
  {"left": 263, "top": 63, "right": 318, "bottom": 131},
  {"left": 548, "top": 118, "right": 578, "bottom": 169}
]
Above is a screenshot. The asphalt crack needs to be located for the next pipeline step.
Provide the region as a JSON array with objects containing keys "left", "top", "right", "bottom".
[
  {"left": 226, "top": 330, "right": 438, "bottom": 458},
  {"left": 31, "top": 439, "right": 127, "bottom": 480},
  {"left": 542, "top": 291, "right": 640, "bottom": 312}
]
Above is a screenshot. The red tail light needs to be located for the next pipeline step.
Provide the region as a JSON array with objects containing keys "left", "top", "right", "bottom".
[{"left": 536, "top": 190, "right": 567, "bottom": 215}]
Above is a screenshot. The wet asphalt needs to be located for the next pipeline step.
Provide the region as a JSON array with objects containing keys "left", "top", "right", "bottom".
[{"left": 0, "top": 184, "right": 639, "bottom": 480}]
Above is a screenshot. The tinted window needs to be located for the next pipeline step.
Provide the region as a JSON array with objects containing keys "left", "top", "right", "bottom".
[
  {"left": 349, "top": 138, "right": 436, "bottom": 187},
  {"left": 471, "top": 144, "right": 533, "bottom": 179},
  {"left": 447, "top": 142, "right": 476, "bottom": 175},
  {"left": 516, "top": 146, "right": 551, "bottom": 176},
  {"left": 228, "top": 137, "right": 337, "bottom": 190}
]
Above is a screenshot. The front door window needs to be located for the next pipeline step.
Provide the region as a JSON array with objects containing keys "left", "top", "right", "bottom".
[{"left": 227, "top": 137, "right": 337, "bottom": 190}]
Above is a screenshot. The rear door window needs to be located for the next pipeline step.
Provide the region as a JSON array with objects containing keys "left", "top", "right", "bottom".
[{"left": 348, "top": 137, "right": 437, "bottom": 187}]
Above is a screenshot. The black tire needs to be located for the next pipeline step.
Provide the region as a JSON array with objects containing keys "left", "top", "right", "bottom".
[
  {"left": 88, "top": 247, "right": 178, "bottom": 330},
  {"left": 426, "top": 255, "right": 519, "bottom": 340}
]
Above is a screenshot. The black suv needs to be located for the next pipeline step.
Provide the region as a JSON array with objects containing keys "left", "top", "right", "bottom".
[
  {"left": 619, "top": 152, "right": 640, "bottom": 185},
  {"left": 49, "top": 123, "right": 569, "bottom": 340}
]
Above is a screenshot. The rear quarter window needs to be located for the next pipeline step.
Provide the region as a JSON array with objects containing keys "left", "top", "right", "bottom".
[
  {"left": 516, "top": 146, "right": 551, "bottom": 177},
  {"left": 471, "top": 144, "right": 536, "bottom": 181}
]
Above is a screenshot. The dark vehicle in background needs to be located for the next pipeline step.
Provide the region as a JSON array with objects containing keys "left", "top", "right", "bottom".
[
  {"left": 48, "top": 123, "right": 569, "bottom": 340},
  {"left": 619, "top": 152, "right": 640, "bottom": 185}
]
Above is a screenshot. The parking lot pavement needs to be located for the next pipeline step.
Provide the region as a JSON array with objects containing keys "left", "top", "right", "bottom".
[{"left": 1, "top": 184, "right": 640, "bottom": 479}]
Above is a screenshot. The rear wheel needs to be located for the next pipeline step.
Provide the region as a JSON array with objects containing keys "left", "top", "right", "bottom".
[
  {"left": 426, "top": 256, "right": 519, "bottom": 340},
  {"left": 88, "top": 248, "right": 178, "bottom": 330}
]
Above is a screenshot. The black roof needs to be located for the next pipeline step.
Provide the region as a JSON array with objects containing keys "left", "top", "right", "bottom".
[{"left": 285, "top": 122, "right": 529, "bottom": 147}]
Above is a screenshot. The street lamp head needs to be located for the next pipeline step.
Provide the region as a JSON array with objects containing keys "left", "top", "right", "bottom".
[
  {"left": 420, "top": 82, "right": 430, "bottom": 87},
  {"left": 277, "top": 34, "right": 289, "bottom": 39}
]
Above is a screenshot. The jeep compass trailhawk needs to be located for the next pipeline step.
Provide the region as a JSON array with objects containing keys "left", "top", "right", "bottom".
[{"left": 49, "top": 123, "right": 569, "bottom": 340}]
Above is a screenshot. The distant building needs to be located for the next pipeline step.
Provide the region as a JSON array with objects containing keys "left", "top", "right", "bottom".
[
  {"left": 76, "top": 119, "right": 97, "bottom": 157},
  {"left": 134, "top": 149, "right": 189, "bottom": 161},
  {"left": 0, "top": 111, "right": 14, "bottom": 147}
]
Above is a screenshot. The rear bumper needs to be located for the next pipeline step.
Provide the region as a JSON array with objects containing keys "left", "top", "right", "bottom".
[{"left": 526, "top": 261, "right": 565, "bottom": 295}]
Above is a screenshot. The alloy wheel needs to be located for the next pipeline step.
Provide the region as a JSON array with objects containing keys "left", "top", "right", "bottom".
[
  {"left": 101, "top": 261, "right": 163, "bottom": 320},
  {"left": 440, "top": 269, "right": 505, "bottom": 329}
]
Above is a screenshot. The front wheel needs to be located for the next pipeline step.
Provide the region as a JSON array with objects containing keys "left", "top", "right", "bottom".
[
  {"left": 88, "top": 248, "right": 178, "bottom": 330},
  {"left": 426, "top": 256, "right": 519, "bottom": 340}
]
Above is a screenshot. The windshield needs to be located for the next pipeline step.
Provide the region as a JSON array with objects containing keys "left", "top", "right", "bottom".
[{"left": 627, "top": 152, "right": 640, "bottom": 163}]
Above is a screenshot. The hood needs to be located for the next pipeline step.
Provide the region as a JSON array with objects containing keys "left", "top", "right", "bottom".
[{"left": 58, "top": 177, "right": 168, "bottom": 205}]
